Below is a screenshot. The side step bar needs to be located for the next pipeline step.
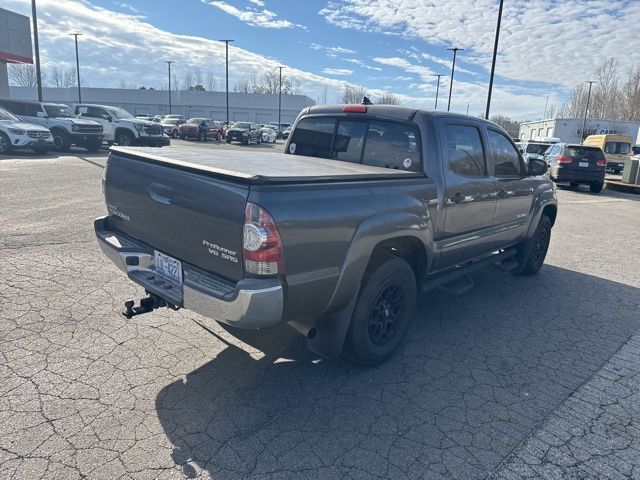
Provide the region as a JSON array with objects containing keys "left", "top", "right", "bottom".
[{"left": 421, "top": 248, "right": 517, "bottom": 294}]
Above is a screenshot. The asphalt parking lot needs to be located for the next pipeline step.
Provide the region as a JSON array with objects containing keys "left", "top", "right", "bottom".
[{"left": 1, "top": 142, "right": 640, "bottom": 479}]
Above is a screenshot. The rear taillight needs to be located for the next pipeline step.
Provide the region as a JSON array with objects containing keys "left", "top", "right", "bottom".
[
  {"left": 597, "top": 158, "right": 607, "bottom": 167},
  {"left": 557, "top": 156, "right": 573, "bottom": 164},
  {"left": 243, "top": 202, "right": 284, "bottom": 276}
]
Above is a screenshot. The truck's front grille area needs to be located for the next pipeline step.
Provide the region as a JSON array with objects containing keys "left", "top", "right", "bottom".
[
  {"left": 27, "top": 131, "right": 51, "bottom": 139},
  {"left": 144, "top": 125, "right": 163, "bottom": 135},
  {"left": 76, "top": 125, "right": 103, "bottom": 134}
]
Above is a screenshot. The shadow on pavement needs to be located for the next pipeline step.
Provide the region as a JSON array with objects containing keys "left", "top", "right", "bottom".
[{"left": 156, "top": 265, "right": 640, "bottom": 479}]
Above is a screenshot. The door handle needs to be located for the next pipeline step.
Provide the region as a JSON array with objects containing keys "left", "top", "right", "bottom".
[
  {"left": 450, "top": 192, "right": 464, "bottom": 204},
  {"left": 497, "top": 189, "right": 509, "bottom": 199},
  {"left": 149, "top": 182, "right": 173, "bottom": 205}
]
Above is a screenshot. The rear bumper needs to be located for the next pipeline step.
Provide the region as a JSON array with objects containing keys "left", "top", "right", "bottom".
[
  {"left": 607, "top": 161, "right": 625, "bottom": 171},
  {"left": 94, "top": 216, "right": 283, "bottom": 329},
  {"left": 552, "top": 166, "right": 604, "bottom": 183}
]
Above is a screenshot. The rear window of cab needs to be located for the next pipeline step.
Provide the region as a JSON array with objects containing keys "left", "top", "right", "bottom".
[{"left": 288, "top": 116, "right": 422, "bottom": 173}]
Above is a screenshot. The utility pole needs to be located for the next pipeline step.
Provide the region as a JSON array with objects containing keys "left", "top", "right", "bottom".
[
  {"left": 31, "top": 0, "right": 43, "bottom": 101},
  {"left": 485, "top": 0, "right": 504, "bottom": 119},
  {"left": 581, "top": 81, "right": 596, "bottom": 144},
  {"left": 70, "top": 33, "right": 82, "bottom": 103},
  {"left": 277, "top": 66, "right": 285, "bottom": 128},
  {"left": 219, "top": 39, "right": 234, "bottom": 124},
  {"left": 543, "top": 94, "right": 549, "bottom": 120},
  {"left": 447, "top": 47, "right": 463, "bottom": 112},
  {"left": 432, "top": 74, "right": 443, "bottom": 110},
  {"left": 165, "top": 61, "right": 174, "bottom": 114}
]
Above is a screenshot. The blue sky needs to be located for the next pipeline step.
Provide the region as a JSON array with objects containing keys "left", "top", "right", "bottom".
[{"left": 5, "top": 0, "right": 640, "bottom": 119}]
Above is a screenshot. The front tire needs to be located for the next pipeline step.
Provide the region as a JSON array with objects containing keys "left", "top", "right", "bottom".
[
  {"left": 347, "top": 257, "right": 416, "bottom": 366},
  {"left": 115, "top": 130, "right": 134, "bottom": 146},
  {"left": 515, "top": 215, "right": 552, "bottom": 276},
  {"left": 0, "top": 132, "right": 12, "bottom": 155},
  {"left": 51, "top": 130, "right": 71, "bottom": 152},
  {"left": 171, "top": 130, "right": 178, "bottom": 138},
  {"left": 590, "top": 182, "right": 603, "bottom": 193}
]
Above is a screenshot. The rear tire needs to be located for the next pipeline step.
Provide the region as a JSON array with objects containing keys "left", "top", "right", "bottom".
[
  {"left": 171, "top": 130, "right": 178, "bottom": 138},
  {"left": 0, "top": 132, "right": 12, "bottom": 155},
  {"left": 347, "top": 257, "right": 416, "bottom": 366},
  {"left": 590, "top": 182, "right": 603, "bottom": 193},
  {"left": 514, "top": 215, "right": 552, "bottom": 276}
]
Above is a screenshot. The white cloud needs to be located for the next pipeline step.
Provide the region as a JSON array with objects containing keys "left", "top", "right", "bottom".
[
  {"left": 249, "top": 0, "right": 265, "bottom": 6},
  {"left": 309, "top": 43, "right": 357, "bottom": 55},
  {"left": 204, "top": 1, "right": 300, "bottom": 29},
  {"left": 113, "top": 2, "right": 138, "bottom": 14},
  {"left": 322, "top": 68, "right": 354, "bottom": 76},
  {"left": 373, "top": 57, "right": 435, "bottom": 82},
  {"left": 320, "top": 0, "right": 640, "bottom": 88},
  {"left": 343, "top": 58, "right": 382, "bottom": 71}
]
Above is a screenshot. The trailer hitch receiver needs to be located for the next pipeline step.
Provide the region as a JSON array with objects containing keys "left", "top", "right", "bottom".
[{"left": 122, "top": 292, "right": 178, "bottom": 319}]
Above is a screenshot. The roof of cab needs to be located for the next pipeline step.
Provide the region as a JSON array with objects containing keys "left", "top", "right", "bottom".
[{"left": 302, "top": 104, "right": 499, "bottom": 126}]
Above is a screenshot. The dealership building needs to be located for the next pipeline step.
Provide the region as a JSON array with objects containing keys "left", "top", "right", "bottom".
[
  {"left": 8, "top": 86, "right": 316, "bottom": 124},
  {"left": 519, "top": 118, "right": 640, "bottom": 144}
]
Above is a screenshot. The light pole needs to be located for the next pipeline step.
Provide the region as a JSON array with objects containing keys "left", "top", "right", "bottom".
[
  {"left": 447, "top": 47, "right": 463, "bottom": 112},
  {"left": 31, "top": 0, "right": 43, "bottom": 101},
  {"left": 70, "top": 33, "right": 82, "bottom": 103},
  {"left": 277, "top": 66, "right": 285, "bottom": 128},
  {"left": 219, "top": 39, "right": 234, "bottom": 124},
  {"left": 165, "top": 60, "right": 173, "bottom": 114},
  {"left": 432, "top": 74, "right": 443, "bottom": 110},
  {"left": 581, "top": 81, "right": 596, "bottom": 144},
  {"left": 485, "top": 0, "right": 504, "bottom": 119}
]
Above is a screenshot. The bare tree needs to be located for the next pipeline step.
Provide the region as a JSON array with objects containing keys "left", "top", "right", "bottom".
[
  {"left": 377, "top": 93, "right": 401, "bottom": 105},
  {"left": 8, "top": 64, "right": 38, "bottom": 87},
  {"left": 621, "top": 66, "right": 640, "bottom": 121},
  {"left": 342, "top": 85, "right": 367, "bottom": 103},
  {"left": 49, "top": 67, "right": 77, "bottom": 88},
  {"left": 206, "top": 72, "right": 219, "bottom": 92},
  {"left": 490, "top": 115, "right": 520, "bottom": 137},
  {"left": 319, "top": 85, "right": 328, "bottom": 104},
  {"left": 182, "top": 71, "right": 195, "bottom": 91},
  {"left": 193, "top": 66, "right": 203, "bottom": 86}
]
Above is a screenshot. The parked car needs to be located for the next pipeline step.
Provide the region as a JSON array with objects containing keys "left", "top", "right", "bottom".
[
  {"left": 544, "top": 143, "right": 606, "bottom": 193},
  {"left": 0, "top": 106, "right": 53, "bottom": 155},
  {"left": 95, "top": 104, "right": 556, "bottom": 365},
  {"left": 74, "top": 104, "right": 168, "bottom": 147},
  {"left": 136, "top": 115, "right": 155, "bottom": 121},
  {"left": 632, "top": 145, "right": 640, "bottom": 156},
  {"left": 0, "top": 99, "right": 103, "bottom": 152},
  {"left": 225, "top": 122, "right": 262, "bottom": 144},
  {"left": 518, "top": 140, "right": 558, "bottom": 163},
  {"left": 260, "top": 126, "right": 277, "bottom": 143},
  {"left": 281, "top": 127, "right": 291, "bottom": 140},
  {"left": 160, "top": 118, "right": 184, "bottom": 138},
  {"left": 165, "top": 114, "right": 185, "bottom": 121},
  {"left": 178, "top": 118, "right": 220, "bottom": 140}
]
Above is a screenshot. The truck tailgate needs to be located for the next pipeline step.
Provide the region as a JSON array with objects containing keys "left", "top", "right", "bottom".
[{"left": 104, "top": 152, "right": 247, "bottom": 282}]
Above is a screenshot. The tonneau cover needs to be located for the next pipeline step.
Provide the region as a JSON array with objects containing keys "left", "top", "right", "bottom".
[{"left": 110, "top": 146, "right": 420, "bottom": 183}]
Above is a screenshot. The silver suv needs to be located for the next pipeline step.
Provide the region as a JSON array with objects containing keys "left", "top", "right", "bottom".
[{"left": 0, "top": 99, "right": 103, "bottom": 152}]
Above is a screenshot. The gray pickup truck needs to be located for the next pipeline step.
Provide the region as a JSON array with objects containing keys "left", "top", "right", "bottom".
[{"left": 95, "top": 104, "right": 557, "bottom": 365}]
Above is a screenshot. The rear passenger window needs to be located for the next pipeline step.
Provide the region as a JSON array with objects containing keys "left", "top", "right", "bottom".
[
  {"left": 445, "top": 124, "right": 486, "bottom": 177},
  {"left": 362, "top": 121, "right": 421, "bottom": 172},
  {"left": 288, "top": 117, "right": 336, "bottom": 158},
  {"left": 334, "top": 120, "right": 367, "bottom": 162},
  {"left": 488, "top": 130, "right": 525, "bottom": 177}
]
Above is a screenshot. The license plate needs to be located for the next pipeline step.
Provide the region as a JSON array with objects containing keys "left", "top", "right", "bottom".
[
  {"left": 154, "top": 250, "right": 183, "bottom": 285},
  {"left": 579, "top": 162, "right": 589, "bottom": 167}
]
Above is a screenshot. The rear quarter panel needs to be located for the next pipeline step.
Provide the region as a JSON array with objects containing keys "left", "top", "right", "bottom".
[{"left": 249, "top": 177, "right": 439, "bottom": 320}]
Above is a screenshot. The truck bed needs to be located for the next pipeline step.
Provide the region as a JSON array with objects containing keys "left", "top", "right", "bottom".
[{"left": 110, "top": 146, "right": 420, "bottom": 184}]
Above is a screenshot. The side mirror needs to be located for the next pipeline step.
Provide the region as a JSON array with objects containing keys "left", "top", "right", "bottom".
[
  {"left": 528, "top": 158, "right": 548, "bottom": 176},
  {"left": 36, "top": 111, "right": 47, "bottom": 118},
  {"left": 102, "top": 114, "right": 112, "bottom": 122}
]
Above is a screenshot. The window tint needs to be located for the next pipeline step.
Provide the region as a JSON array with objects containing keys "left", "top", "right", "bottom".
[
  {"left": 526, "top": 143, "right": 551, "bottom": 155},
  {"left": 566, "top": 146, "right": 602, "bottom": 160},
  {"left": 604, "top": 141, "right": 630, "bottom": 154},
  {"left": 77, "top": 106, "right": 104, "bottom": 118},
  {"left": 362, "top": 121, "right": 420, "bottom": 171},
  {"left": 488, "top": 129, "right": 524, "bottom": 177},
  {"left": 334, "top": 120, "right": 367, "bottom": 162},
  {"left": 289, "top": 117, "right": 336, "bottom": 158},
  {"left": 445, "top": 124, "right": 486, "bottom": 177}
]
